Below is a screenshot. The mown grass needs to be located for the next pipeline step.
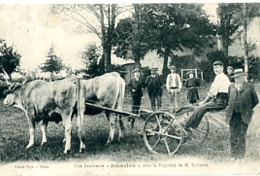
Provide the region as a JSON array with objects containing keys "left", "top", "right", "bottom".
[{"left": 0, "top": 81, "right": 259, "bottom": 165}]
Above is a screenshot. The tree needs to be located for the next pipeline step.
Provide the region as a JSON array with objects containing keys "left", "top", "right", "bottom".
[
  {"left": 113, "top": 4, "right": 152, "bottom": 69},
  {"left": 40, "top": 46, "right": 64, "bottom": 74},
  {"left": 217, "top": 4, "right": 242, "bottom": 64},
  {"left": 241, "top": 3, "right": 260, "bottom": 77},
  {"left": 52, "top": 4, "right": 127, "bottom": 73},
  {"left": 114, "top": 4, "right": 216, "bottom": 75},
  {"left": 141, "top": 4, "right": 216, "bottom": 76},
  {"left": 217, "top": 3, "right": 260, "bottom": 68},
  {"left": 80, "top": 44, "right": 102, "bottom": 77},
  {"left": 0, "top": 39, "right": 21, "bottom": 80},
  {"left": 113, "top": 16, "right": 149, "bottom": 68}
]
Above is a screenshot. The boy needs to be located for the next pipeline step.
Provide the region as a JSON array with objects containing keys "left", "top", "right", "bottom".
[{"left": 166, "top": 65, "right": 182, "bottom": 112}]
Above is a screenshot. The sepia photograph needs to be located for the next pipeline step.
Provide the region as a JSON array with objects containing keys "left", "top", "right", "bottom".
[{"left": 0, "top": 1, "right": 260, "bottom": 175}]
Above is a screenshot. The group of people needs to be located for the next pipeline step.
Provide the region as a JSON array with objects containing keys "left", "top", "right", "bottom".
[
  {"left": 129, "top": 61, "right": 259, "bottom": 162},
  {"left": 128, "top": 66, "right": 182, "bottom": 115},
  {"left": 128, "top": 65, "right": 200, "bottom": 114}
]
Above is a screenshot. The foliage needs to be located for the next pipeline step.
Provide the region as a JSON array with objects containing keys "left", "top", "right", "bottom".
[
  {"left": 80, "top": 44, "right": 103, "bottom": 78},
  {"left": 217, "top": 4, "right": 242, "bottom": 60},
  {"left": 228, "top": 55, "right": 260, "bottom": 80},
  {"left": 114, "top": 4, "right": 216, "bottom": 76},
  {"left": 113, "top": 5, "right": 150, "bottom": 68},
  {"left": 142, "top": 4, "right": 216, "bottom": 54},
  {"left": 113, "top": 17, "right": 149, "bottom": 64},
  {"left": 40, "top": 46, "right": 64, "bottom": 73},
  {"left": 217, "top": 3, "right": 260, "bottom": 63},
  {"left": 0, "top": 39, "right": 21, "bottom": 78}
]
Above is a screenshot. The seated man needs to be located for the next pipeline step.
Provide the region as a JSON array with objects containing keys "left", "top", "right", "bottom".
[{"left": 183, "top": 61, "right": 231, "bottom": 133}]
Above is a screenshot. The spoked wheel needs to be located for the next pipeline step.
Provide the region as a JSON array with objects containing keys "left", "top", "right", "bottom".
[
  {"left": 174, "top": 106, "right": 209, "bottom": 146},
  {"left": 143, "top": 112, "right": 183, "bottom": 155}
]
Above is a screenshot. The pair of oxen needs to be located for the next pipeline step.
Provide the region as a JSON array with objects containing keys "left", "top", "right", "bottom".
[{"left": 3, "top": 72, "right": 126, "bottom": 154}]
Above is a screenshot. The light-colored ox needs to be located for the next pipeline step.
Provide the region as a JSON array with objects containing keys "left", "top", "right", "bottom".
[
  {"left": 3, "top": 78, "right": 85, "bottom": 153},
  {"left": 78, "top": 72, "right": 126, "bottom": 144}
]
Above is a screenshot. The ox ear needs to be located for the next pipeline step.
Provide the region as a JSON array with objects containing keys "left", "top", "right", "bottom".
[
  {"left": 1, "top": 68, "right": 12, "bottom": 86},
  {"left": 7, "top": 82, "right": 22, "bottom": 93},
  {"left": 13, "top": 83, "right": 22, "bottom": 91}
]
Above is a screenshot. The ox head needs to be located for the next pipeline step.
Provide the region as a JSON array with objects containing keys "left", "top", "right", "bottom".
[{"left": 3, "top": 83, "right": 22, "bottom": 106}]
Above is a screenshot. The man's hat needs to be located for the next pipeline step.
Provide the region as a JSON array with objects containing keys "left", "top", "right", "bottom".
[
  {"left": 151, "top": 68, "right": 158, "bottom": 71},
  {"left": 169, "top": 65, "right": 176, "bottom": 70},
  {"left": 186, "top": 71, "right": 194, "bottom": 75},
  {"left": 212, "top": 60, "right": 224, "bottom": 66},
  {"left": 232, "top": 68, "right": 247, "bottom": 78},
  {"left": 227, "top": 66, "right": 233, "bottom": 71},
  {"left": 132, "top": 68, "right": 140, "bottom": 73}
]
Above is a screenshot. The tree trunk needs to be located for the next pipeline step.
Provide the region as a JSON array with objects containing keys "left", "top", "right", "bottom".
[
  {"left": 222, "top": 39, "right": 230, "bottom": 64},
  {"left": 243, "top": 3, "right": 249, "bottom": 78},
  {"left": 133, "top": 4, "right": 142, "bottom": 69},
  {"left": 103, "top": 4, "right": 116, "bottom": 72},
  {"left": 162, "top": 48, "right": 170, "bottom": 77},
  {"left": 134, "top": 59, "right": 141, "bottom": 69}
]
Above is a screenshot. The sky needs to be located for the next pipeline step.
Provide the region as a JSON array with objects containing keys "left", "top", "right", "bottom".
[
  {"left": 0, "top": 4, "right": 100, "bottom": 71},
  {"left": 0, "top": 3, "right": 218, "bottom": 71}
]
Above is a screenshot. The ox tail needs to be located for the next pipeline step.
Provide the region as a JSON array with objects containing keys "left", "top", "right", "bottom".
[
  {"left": 75, "top": 78, "right": 86, "bottom": 152},
  {"left": 75, "top": 78, "right": 85, "bottom": 127},
  {"left": 117, "top": 77, "right": 125, "bottom": 111},
  {"left": 116, "top": 76, "right": 126, "bottom": 131}
]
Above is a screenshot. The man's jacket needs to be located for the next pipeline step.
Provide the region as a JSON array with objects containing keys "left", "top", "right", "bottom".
[{"left": 226, "top": 83, "right": 259, "bottom": 124}]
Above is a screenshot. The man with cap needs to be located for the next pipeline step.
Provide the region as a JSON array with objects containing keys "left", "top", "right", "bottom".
[
  {"left": 185, "top": 71, "right": 200, "bottom": 104},
  {"left": 225, "top": 68, "right": 259, "bottom": 162},
  {"left": 166, "top": 65, "right": 182, "bottom": 112},
  {"left": 183, "top": 61, "right": 231, "bottom": 134},
  {"left": 227, "top": 66, "right": 235, "bottom": 83},
  {"left": 128, "top": 68, "right": 144, "bottom": 128},
  {"left": 145, "top": 68, "right": 164, "bottom": 111}
]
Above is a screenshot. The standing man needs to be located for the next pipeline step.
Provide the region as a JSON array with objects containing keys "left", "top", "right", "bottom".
[
  {"left": 183, "top": 61, "right": 231, "bottom": 132},
  {"left": 166, "top": 65, "right": 182, "bottom": 112},
  {"left": 227, "top": 66, "right": 235, "bottom": 83},
  {"left": 226, "top": 68, "right": 259, "bottom": 162},
  {"left": 128, "top": 68, "right": 144, "bottom": 128},
  {"left": 145, "top": 68, "right": 164, "bottom": 111}
]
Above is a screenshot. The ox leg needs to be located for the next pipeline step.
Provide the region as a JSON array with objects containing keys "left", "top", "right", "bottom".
[
  {"left": 26, "top": 115, "right": 35, "bottom": 149},
  {"left": 118, "top": 115, "right": 125, "bottom": 142},
  {"left": 77, "top": 112, "right": 86, "bottom": 153},
  {"left": 40, "top": 120, "right": 48, "bottom": 145},
  {"left": 106, "top": 112, "right": 116, "bottom": 145},
  {"left": 62, "top": 116, "right": 72, "bottom": 154}
]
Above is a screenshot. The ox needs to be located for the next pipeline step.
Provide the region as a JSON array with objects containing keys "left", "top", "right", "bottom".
[
  {"left": 78, "top": 72, "right": 126, "bottom": 144},
  {"left": 3, "top": 78, "right": 85, "bottom": 154}
]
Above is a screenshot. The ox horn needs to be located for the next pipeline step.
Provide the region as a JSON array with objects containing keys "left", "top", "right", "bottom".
[{"left": 2, "top": 68, "right": 11, "bottom": 86}]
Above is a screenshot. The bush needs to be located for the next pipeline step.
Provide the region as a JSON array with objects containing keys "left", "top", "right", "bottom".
[{"left": 0, "top": 80, "right": 8, "bottom": 99}]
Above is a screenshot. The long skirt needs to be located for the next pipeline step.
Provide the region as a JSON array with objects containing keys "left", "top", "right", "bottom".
[{"left": 187, "top": 87, "right": 199, "bottom": 103}]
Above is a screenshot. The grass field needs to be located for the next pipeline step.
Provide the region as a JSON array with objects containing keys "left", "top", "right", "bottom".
[{"left": 0, "top": 81, "right": 260, "bottom": 175}]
